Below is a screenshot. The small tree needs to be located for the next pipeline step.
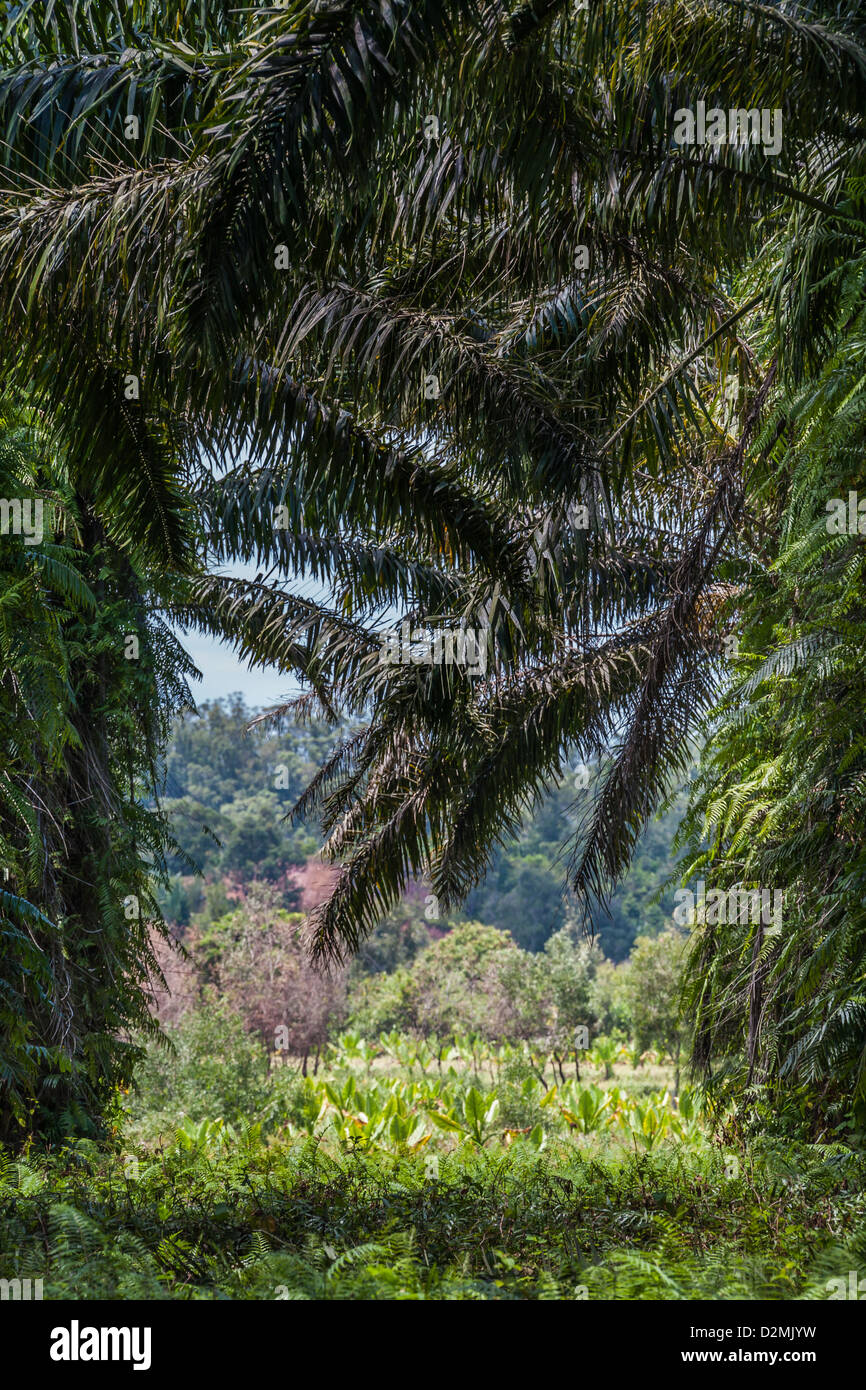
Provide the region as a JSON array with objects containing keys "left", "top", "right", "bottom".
[
  {"left": 201, "top": 883, "right": 347, "bottom": 1073},
  {"left": 411, "top": 920, "right": 517, "bottom": 1038},
  {"left": 589, "top": 959, "right": 632, "bottom": 1040},
  {"left": 621, "top": 925, "right": 688, "bottom": 1093}
]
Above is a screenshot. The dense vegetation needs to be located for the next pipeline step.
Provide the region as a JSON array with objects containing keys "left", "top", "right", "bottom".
[
  {"left": 4, "top": 1024, "right": 866, "bottom": 1300},
  {"left": 160, "top": 695, "right": 684, "bottom": 960},
  {"left": 0, "top": 399, "right": 193, "bottom": 1146},
  {"left": 677, "top": 268, "right": 866, "bottom": 1129}
]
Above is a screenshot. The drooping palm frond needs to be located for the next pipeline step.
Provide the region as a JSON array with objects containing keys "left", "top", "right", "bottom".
[{"left": 1, "top": 0, "right": 864, "bottom": 1006}]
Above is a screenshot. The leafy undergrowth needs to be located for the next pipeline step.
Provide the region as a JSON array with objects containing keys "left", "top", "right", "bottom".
[
  {"left": 2, "top": 1135, "right": 866, "bottom": 1300},
  {"left": 3, "top": 1021, "right": 865, "bottom": 1300}
]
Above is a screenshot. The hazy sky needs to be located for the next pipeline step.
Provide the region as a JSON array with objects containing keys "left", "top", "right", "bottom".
[
  {"left": 180, "top": 628, "right": 297, "bottom": 711},
  {"left": 173, "top": 557, "right": 306, "bottom": 712}
]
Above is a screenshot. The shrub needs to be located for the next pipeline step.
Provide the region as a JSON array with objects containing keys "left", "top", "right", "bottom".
[{"left": 128, "top": 1007, "right": 271, "bottom": 1138}]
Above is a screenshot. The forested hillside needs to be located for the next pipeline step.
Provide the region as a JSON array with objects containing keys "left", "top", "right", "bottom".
[{"left": 160, "top": 696, "right": 683, "bottom": 960}]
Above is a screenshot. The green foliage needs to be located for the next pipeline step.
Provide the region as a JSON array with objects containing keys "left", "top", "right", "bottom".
[
  {"left": 590, "top": 959, "right": 633, "bottom": 1039},
  {"left": 621, "top": 927, "right": 689, "bottom": 1061},
  {"left": 677, "top": 210, "right": 866, "bottom": 1127},
  {"left": 130, "top": 1008, "right": 273, "bottom": 1141},
  {"left": 3, "top": 0, "right": 862, "bottom": 978},
  {"left": 0, "top": 399, "right": 193, "bottom": 1146},
  {"left": 2, "top": 0, "right": 866, "bottom": 1158},
  {"left": 345, "top": 920, "right": 615, "bottom": 1046},
  {"left": 160, "top": 696, "right": 338, "bottom": 887},
  {"left": 160, "top": 702, "right": 684, "bottom": 959},
  {"left": 2, "top": 1029, "right": 865, "bottom": 1301},
  {"left": 465, "top": 789, "right": 685, "bottom": 959}
]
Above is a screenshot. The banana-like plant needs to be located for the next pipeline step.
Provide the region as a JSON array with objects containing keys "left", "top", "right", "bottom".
[
  {"left": 559, "top": 1083, "right": 611, "bottom": 1134},
  {"left": 589, "top": 1036, "right": 621, "bottom": 1080},
  {"left": 172, "top": 1116, "right": 237, "bottom": 1154},
  {"left": 427, "top": 1085, "right": 501, "bottom": 1146}
]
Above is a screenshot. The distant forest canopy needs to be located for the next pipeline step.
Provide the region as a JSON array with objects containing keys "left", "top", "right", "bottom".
[{"left": 159, "top": 696, "right": 684, "bottom": 962}]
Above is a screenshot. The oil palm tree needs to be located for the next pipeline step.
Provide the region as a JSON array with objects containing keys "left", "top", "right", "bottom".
[{"left": 0, "top": 0, "right": 864, "bottom": 982}]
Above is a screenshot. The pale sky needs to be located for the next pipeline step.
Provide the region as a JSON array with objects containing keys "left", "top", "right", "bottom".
[
  {"left": 172, "top": 556, "right": 307, "bottom": 710},
  {"left": 180, "top": 628, "right": 298, "bottom": 709}
]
